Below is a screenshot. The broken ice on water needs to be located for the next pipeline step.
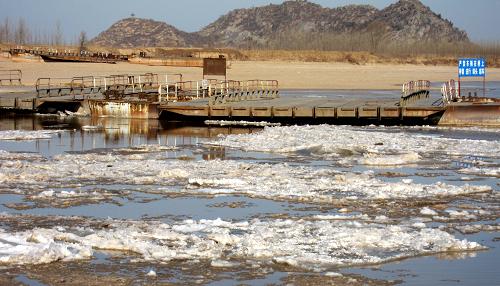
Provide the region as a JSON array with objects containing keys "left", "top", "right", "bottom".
[
  {"left": 208, "top": 125, "right": 500, "bottom": 165},
  {"left": 0, "top": 215, "right": 485, "bottom": 268},
  {"left": 0, "top": 149, "right": 492, "bottom": 204},
  {"left": 0, "top": 124, "right": 497, "bottom": 278}
]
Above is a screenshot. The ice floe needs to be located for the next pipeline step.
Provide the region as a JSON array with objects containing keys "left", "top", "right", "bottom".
[
  {"left": 81, "top": 125, "right": 104, "bottom": 131},
  {"left": 0, "top": 217, "right": 485, "bottom": 268},
  {"left": 31, "top": 189, "right": 112, "bottom": 201},
  {"left": 57, "top": 110, "right": 89, "bottom": 117},
  {"left": 403, "top": 125, "right": 500, "bottom": 133},
  {"left": 357, "top": 151, "right": 421, "bottom": 166},
  {"left": 0, "top": 130, "right": 67, "bottom": 141},
  {"left": 208, "top": 125, "right": 500, "bottom": 164},
  {"left": 453, "top": 224, "right": 500, "bottom": 234},
  {"left": 0, "top": 228, "right": 92, "bottom": 265},
  {"left": 324, "top": 272, "right": 343, "bottom": 277},
  {"left": 420, "top": 207, "right": 438, "bottom": 216},
  {"left": 205, "top": 120, "right": 281, "bottom": 127},
  {"left": 458, "top": 167, "right": 500, "bottom": 177},
  {"left": 431, "top": 208, "right": 492, "bottom": 222},
  {"left": 0, "top": 150, "right": 491, "bottom": 202},
  {"left": 445, "top": 210, "right": 478, "bottom": 220}
]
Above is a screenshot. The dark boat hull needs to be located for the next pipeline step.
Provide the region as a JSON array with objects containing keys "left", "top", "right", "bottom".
[{"left": 40, "top": 54, "right": 117, "bottom": 64}]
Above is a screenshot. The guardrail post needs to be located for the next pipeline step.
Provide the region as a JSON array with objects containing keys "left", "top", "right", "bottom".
[
  {"left": 196, "top": 81, "right": 199, "bottom": 99},
  {"left": 158, "top": 84, "right": 162, "bottom": 103}
]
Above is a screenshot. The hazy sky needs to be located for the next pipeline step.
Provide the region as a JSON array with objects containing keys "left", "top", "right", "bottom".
[{"left": 1, "top": 0, "right": 499, "bottom": 42}]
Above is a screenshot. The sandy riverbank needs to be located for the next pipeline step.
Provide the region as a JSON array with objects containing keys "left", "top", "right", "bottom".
[{"left": 1, "top": 57, "right": 499, "bottom": 89}]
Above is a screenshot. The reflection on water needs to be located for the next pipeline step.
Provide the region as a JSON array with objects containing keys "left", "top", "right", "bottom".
[
  {"left": 203, "top": 146, "right": 227, "bottom": 160},
  {"left": 0, "top": 115, "right": 260, "bottom": 157}
]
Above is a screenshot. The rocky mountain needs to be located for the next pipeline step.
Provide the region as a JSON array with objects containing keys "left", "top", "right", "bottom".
[
  {"left": 91, "top": 17, "right": 202, "bottom": 48},
  {"left": 198, "top": 1, "right": 379, "bottom": 46},
  {"left": 91, "top": 0, "right": 468, "bottom": 48},
  {"left": 375, "top": 0, "right": 468, "bottom": 42}
]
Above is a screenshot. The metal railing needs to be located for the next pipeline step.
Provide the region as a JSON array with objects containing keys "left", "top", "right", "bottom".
[
  {"left": 34, "top": 73, "right": 279, "bottom": 105},
  {"left": 35, "top": 77, "right": 74, "bottom": 97},
  {"left": 400, "top": 80, "right": 430, "bottom": 106},
  {"left": 441, "top": 79, "right": 459, "bottom": 105},
  {"left": 35, "top": 73, "right": 184, "bottom": 99},
  {"left": 209, "top": 80, "right": 279, "bottom": 105},
  {"left": 0, "top": 69, "right": 22, "bottom": 85},
  {"left": 158, "top": 79, "right": 279, "bottom": 104},
  {"left": 441, "top": 79, "right": 495, "bottom": 105},
  {"left": 159, "top": 79, "right": 220, "bottom": 102},
  {"left": 402, "top": 80, "right": 430, "bottom": 96}
]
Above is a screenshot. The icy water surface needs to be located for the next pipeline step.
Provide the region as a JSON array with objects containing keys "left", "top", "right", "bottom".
[{"left": 0, "top": 114, "right": 498, "bottom": 285}]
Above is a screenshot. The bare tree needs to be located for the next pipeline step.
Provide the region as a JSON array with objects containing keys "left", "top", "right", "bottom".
[
  {"left": 15, "top": 18, "right": 29, "bottom": 44},
  {"left": 0, "top": 21, "right": 4, "bottom": 43},
  {"left": 33, "top": 27, "right": 41, "bottom": 44},
  {"left": 78, "top": 30, "right": 87, "bottom": 53},
  {"left": 54, "top": 20, "right": 63, "bottom": 46},
  {"left": 2, "top": 17, "right": 11, "bottom": 43},
  {"left": 366, "top": 21, "right": 386, "bottom": 53}
]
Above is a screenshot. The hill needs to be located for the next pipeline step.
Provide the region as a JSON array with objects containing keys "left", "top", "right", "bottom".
[
  {"left": 91, "top": 0, "right": 469, "bottom": 49},
  {"left": 91, "top": 17, "right": 202, "bottom": 48}
]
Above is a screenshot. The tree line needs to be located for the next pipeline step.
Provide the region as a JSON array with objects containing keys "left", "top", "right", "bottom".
[
  {"left": 0, "top": 17, "right": 86, "bottom": 47},
  {"left": 243, "top": 30, "right": 500, "bottom": 59}
]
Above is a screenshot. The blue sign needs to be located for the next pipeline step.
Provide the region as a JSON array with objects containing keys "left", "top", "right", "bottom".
[{"left": 458, "top": 58, "right": 486, "bottom": 77}]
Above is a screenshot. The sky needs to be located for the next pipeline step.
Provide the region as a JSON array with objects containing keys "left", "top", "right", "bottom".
[{"left": 0, "top": 0, "right": 499, "bottom": 43}]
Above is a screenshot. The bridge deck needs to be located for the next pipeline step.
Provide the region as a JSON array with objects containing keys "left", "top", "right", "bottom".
[{"left": 161, "top": 93, "right": 444, "bottom": 123}]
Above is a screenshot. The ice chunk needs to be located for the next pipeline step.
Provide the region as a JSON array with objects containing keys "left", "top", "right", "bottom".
[
  {"left": 359, "top": 152, "right": 421, "bottom": 166},
  {"left": 402, "top": 179, "right": 413, "bottom": 184},
  {"left": 412, "top": 222, "right": 426, "bottom": 229},
  {"left": 0, "top": 228, "right": 92, "bottom": 265},
  {"left": 81, "top": 125, "right": 104, "bottom": 131},
  {"left": 454, "top": 224, "right": 500, "bottom": 234},
  {"left": 0, "top": 130, "right": 66, "bottom": 141},
  {"left": 205, "top": 120, "right": 280, "bottom": 127},
  {"left": 374, "top": 215, "right": 389, "bottom": 222},
  {"left": 35, "top": 190, "right": 55, "bottom": 198},
  {"left": 210, "top": 260, "right": 239, "bottom": 268},
  {"left": 324, "top": 272, "right": 343, "bottom": 277},
  {"left": 445, "top": 209, "right": 477, "bottom": 220},
  {"left": 458, "top": 167, "right": 500, "bottom": 177},
  {"left": 420, "top": 207, "right": 438, "bottom": 216}
]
